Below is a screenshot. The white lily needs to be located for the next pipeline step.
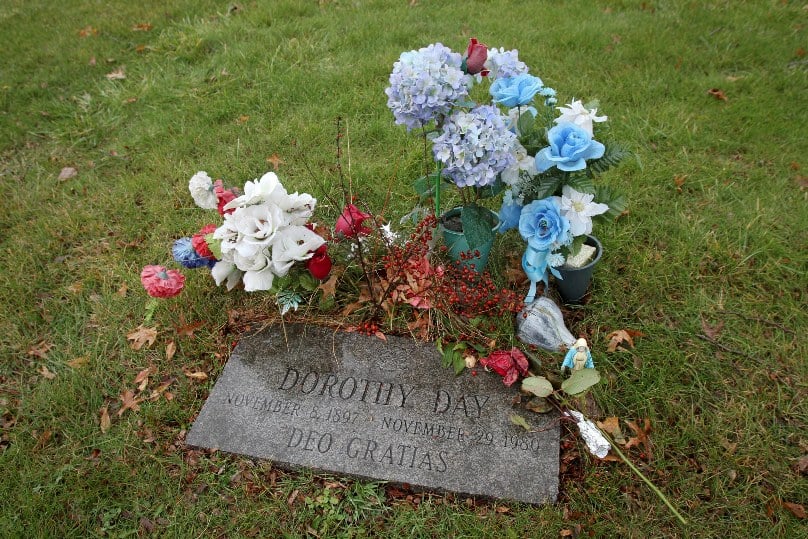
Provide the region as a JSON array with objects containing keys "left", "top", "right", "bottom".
[
  {"left": 554, "top": 99, "right": 607, "bottom": 136},
  {"left": 559, "top": 185, "right": 609, "bottom": 236}
]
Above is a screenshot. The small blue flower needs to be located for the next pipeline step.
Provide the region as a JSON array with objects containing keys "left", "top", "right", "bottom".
[
  {"left": 490, "top": 74, "right": 544, "bottom": 108},
  {"left": 518, "top": 198, "right": 570, "bottom": 252},
  {"left": 173, "top": 237, "right": 214, "bottom": 269},
  {"left": 535, "top": 123, "right": 605, "bottom": 173},
  {"left": 498, "top": 201, "right": 523, "bottom": 233}
]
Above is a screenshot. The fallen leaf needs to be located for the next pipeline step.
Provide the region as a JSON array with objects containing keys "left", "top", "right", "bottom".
[
  {"left": 266, "top": 153, "right": 284, "bottom": 170},
  {"left": 78, "top": 25, "right": 98, "bottom": 37},
  {"left": 796, "top": 47, "right": 806, "bottom": 59},
  {"left": 35, "top": 429, "right": 52, "bottom": 449},
  {"left": 625, "top": 418, "right": 652, "bottom": 460},
  {"left": 99, "top": 406, "right": 111, "bottom": 433},
  {"left": 165, "top": 340, "right": 176, "bottom": 361},
  {"left": 67, "top": 356, "right": 89, "bottom": 368},
  {"left": 175, "top": 321, "right": 203, "bottom": 338},
  {"left": 783, "top": 501, "right": 806, "bottom": 519},
  {"left": 123, "top": 97, "right": 138, "bottom": 104},
  {"left": 134, "top": 367, "right": 152, "bottom": 392},
  {"left": 58, "top": 167, "right": 78, "bottom": 181},
  {"left": 27, "top": 341, "right": 54, "bottom": 359},
  {"left": 795, "top": 455, "right": 808, "bottom": 475},
  {"left": 237, "top": 115, "right": 250, "bottom": 124},
  {"left": 183, "top": 369, "right": 208, "bottom": 381},
  {"left": 673, "top": 174, "right": 687, "bottom": 192},
  {"left": 701, "top": 318, "right": 725, "bottom": 340},
  {"left": 708, "top": 88, "right": 728, "bottom": 101},
  {"left": 509, "top": 414, "right": 531, "bottom": 431},
  {"left": 132, "top": 22, "right": 153, "bottom": 31},
  {"left": 287, "top": 489, "right": 300, "bottom": 506},
  {"left": 67, "top": 282, "right": 83, "bottom": 294},
  {"left": 38, "top": 365, "right": 56, "bottom": 380},
  {"left": 596, "top": 416, "right": 627, "bottom": 445},
  {"left": 605, "top": 329, "right": 645, "bottom": 353},
  {"left": 118, "top": 389, "right": 141, "bottom": 416},
  {"left": 127, "top": 325, "right": 157, "bottom": 350},
  {"left": 318, "top": 274, "right": 339, "bottom": 301},
  {"left": 374, "top": 331, "right": 388, "bottom": 342},
  {"left": 106, "top": 67, "right": 126, "bottom": 80},
  {"left": 148, "top": 378, "right": 175, "bottom": 401}
]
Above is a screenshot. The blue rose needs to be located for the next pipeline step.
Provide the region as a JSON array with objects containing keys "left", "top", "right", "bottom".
[
  {"left": 490, "top": 74, "right": 544, "bottom": 108},
  {"left": 518, "top": 198, "right": 570, "bottom": 251},
  {"left": 498, "top": 201, "right": 523, "bottom": 233},
  {"left": 534, "top": 122, "right": 605, "bottom": 173},
  {"left": 173, "top": 237, "right": 214, "bottom": 269}
]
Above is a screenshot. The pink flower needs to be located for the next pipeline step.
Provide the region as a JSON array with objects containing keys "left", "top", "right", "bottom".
[
  {"left": 191, "top": 224, "right": 218, "bottom": 260},
  {"left": 463, "top": 38, "right": 489, "bottom": 76},
  {"left": 140, "top": 265, "right": 185, "bottom": 298},
  {"left": 306, "top": 244, "right": 332, "bottom": 280},
  {"left": 335, "top": 204, "right": 372, "bottom": 238},
  {"left": 479, "top": 347, "right": 528, "bottom": 386},
  {"left": 213, "top": 180, "right": 237, "bottom": 216}
]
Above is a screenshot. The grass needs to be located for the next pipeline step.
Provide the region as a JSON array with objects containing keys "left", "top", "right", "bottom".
[{"left": 1, "top": 0, "right": 806, "bottom": 536}]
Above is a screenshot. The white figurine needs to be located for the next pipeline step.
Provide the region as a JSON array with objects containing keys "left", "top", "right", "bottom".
[{"left": 561, "top": 338, "right": 594, "bottom": 372}]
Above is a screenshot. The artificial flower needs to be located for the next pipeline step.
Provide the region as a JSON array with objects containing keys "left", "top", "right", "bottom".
[
  {"left": 554, "top": 99, "right": 607, "bottom": 137},
  {"left": 223, "top": 171, "right": 283, "bottom": 211},
  {"left": 518, "top": 197, "right": 571, "bottom": 251},
  {"left": 479, "top": 347, "right": 529, "bottom": 386},
  {"left": 335, "top": 204, "right": 372, "bottom": 238},
  {"left": 234, "top": 251, "right": 275, "bottom": 292},
  {"left": 462, "top": 38, "right": 488, "bottom": 75},
  {"left": 558, "top": 185, "right": 609, "bottom": 236},
  {"left": 191, "top": 224, "right": 218, "bottom": 260},
  {"left": 140, "top": 265, "right": 185, "bottom": 298},
  {"left": 484, "top": 47, "right": 528, "bottom": 79},
  {"left": 534, "top": 123, "right": 605, "bottom": 173},
  {"left": 172, "top": 237, "right": 214, "bottom": 269},
  {"left": 498, "top": 201, "right": 523, "bottom": 233},
  {"left": 214, "top": 180, "right": 238, "bottom": 216},
  {"left": 271, "top": 226, "right": 326, "bottom": 276},
  {"left": 490, "top": 73, "right": 544, "bottom": 108},
  {"left": 211, "top": 258, "right": 243, "bottom": 291},
  {"left": 306, "top": 244, "right": 332, "bottom": 280},
  {"left": 188, "top": 171, "right": 218, "bottom": 210}
]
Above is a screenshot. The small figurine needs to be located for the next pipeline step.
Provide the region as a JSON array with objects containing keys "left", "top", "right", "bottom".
[{"left": 561, "top": 338, "right": 594, "bottom": 372}]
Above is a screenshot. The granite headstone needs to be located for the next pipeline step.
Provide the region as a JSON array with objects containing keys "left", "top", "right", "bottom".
[{"left": 187, "top": 324, "right": 559, "bottom": 504}]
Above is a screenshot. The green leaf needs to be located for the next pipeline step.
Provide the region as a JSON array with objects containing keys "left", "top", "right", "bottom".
[
  {"left": 517, "top": 110, "right": 535, "bottom": 135},
  {"left": 521, "top": 376, "right": 554, "bottom": 398},
  {"left": 509, "top": 414, "right": 531, "bottom": 431},
  {"left": 525, "top": 397, "right": 553, "bottom": 414},
  {"left": 452, "top": 353, "right": 466, "bottom": 375},
  {"left": 569, "top": 235, "right": 586, "bottom": 257},
  {"left": 441, "top": 345, "right": 454, "bottom": 368},
  {"left": 413, "top": 172, "right": 446, "bottom": 204},
  {"left": 204, "top": 233, "right": 222, "bottom": 260},
  {"left": 530, "top": 176, "right": 562, "bottom": 200},
  {"left": 475, "top": 179, "right": 505, "bottom": 199},
  {"left": 460, "top": 204, "right": 495, "bottom": 251},
  {"left": 561, "top": 368, "right": 601, "bottom": 396},
  {"left": 565, "top": 174, "right": 595, "bottom": 194},
  {"left": 298, "top": 272, "right": 319, "bottom": 292},
  {"left": 594, "top": 185, "right": 628, "bottom": 220}
]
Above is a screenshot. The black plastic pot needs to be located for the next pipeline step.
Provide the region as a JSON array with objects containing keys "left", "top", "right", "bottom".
[{"left": 555, "top": 235, "right": 602, "bottom": 303}]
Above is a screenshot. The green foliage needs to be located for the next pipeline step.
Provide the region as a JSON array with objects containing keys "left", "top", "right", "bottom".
[
  {"left": 560, "top": 369, "right": 601, "bottom": 396},
  {"left": 521, "top": 376, "right": 554, "bottom": 398},
  {"left": 460, "top": 203, "right": 495, "bottom": 251},
  {"left": 586, "top": 144, "right": 631, "bottom": 176}
]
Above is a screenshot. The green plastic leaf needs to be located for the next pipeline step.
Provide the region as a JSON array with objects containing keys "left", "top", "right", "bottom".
[
  {"left": 460, "top": 204, "right": 495, "bottom": 251},
  {"left": 522, "top": 376, "right": 554, "bottom": 398},
  {"left": 569, "top": 235, "right": 586, "bottom": 257},
  {"left": 413, "top": 172, "right": 446, "bottom": 204},
  {"left": 298, "top": 272, "right": 319, "bottom": 292},
  {"left": 565, "top": 174, "right": 595, "bottom": 194},
  {"left": 204, "top": 233, "right": 222, "bottom": 261},
  {"left": 517, "top": 110, "right": 535, "bottom": 135},
  {"left": 530, "top": 176, "right": 562, "bottom": 200},
  {"left": 594, "top": 185, "right": 628, "bottom": 221},
  {"left": 561, "top": 368, "right": 601, "bottom": 396},
  {"left": 453, "top": 353, "right": 466, "bottom": 375},
  {"left": 509, "top": 414, "right": 531, "bottom": 431},
  {"left": 475, "top": 179, "right": 505, "bottom": 199},
  {"left": 441, "top": 345, "right": 453, "bottom": 368}
]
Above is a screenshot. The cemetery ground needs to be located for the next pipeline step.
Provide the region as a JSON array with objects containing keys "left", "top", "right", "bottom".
[{"left": 1, "top": 0, "right": 805, "bottom": 537}]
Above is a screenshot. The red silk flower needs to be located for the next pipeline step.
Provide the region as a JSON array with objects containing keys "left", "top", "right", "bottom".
[
  {"left": 140, "top": 265, "right": 185, "bottom": 298},
  {"left": 213, "top": 180, "right": 237, "bottom": 216},
  {"left": 463, "top": 38, "right": 489, "bottom": 76},
  {"left": 306, "top": 244, "right": 332, "bottom": 280},
  {"left": 335, "top": 203, "right": 372, "bottom": 238},
  {"left": 191, "top": 224, "right": 218, "bottom": 260},
  {"left": 479, "top": 347, "right": 528, "bottom": 386}
]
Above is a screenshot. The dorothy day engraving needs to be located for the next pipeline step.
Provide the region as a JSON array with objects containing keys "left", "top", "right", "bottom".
[{"left": 187, "top": 324, "right": 559, "bottom": 504}]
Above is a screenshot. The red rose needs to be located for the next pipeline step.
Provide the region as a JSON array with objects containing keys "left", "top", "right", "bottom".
[
  {"left": 191, "top": 224, "right": 218, "bottom": 260},
  {"left": 479, "top": 347, "right": 528, "bottom": 386},
  {"left": 306, "top": 244, "right": 332, "bottom": 280},
  {"left": 213, "top": 180, "right": 237, "bottom": 216},
  {"left": 335, "top": 203, "right": 372, "bottom": 238},
  {"left": 463, "top": 38, "right": 489, "bottom": 76}
]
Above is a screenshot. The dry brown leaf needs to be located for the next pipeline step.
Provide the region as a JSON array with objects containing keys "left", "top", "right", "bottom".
[
  {"left": 708, "top": 88, "right": 728, "bottom": 101},
  {"left": 183, "top": 369, "right": 208, "bottom": 381},
  {"left": 374, "top": 331, "right": 388, "bottom": 342},
  {"left": 58, "top": 167, "right": 78, "bottom": 181},
  {"left": 134, "top": 367, "right": 152, "bottom": 392},
  {"left": 28, "top": 341, "right": 54, "bottom": 359},
  {"left": 99, "top": 406, "right": 111, "bottom": 433},
  {"left": 795, "top": 455, "right": 808, "bottom": 475},
  {"left": 38, "top": 365, "right": 57, "bottom": 380},
  {"left": 106, "top": 67, "right": 126, "bottom": 80},
  {"left": 783, "top": 501, "right": 806, "bottom": 519},
  {"left": 237, "top": 115, "right": 250, "bottom": 124},
  {"left": 127, "top": 325, "right": 157, "bottom": 350},
  {"left": 118, "top": 389, "right": 141, "bottom": 416},
  {"left": 625, "top": 418, "right": 652, "bottom": 460},
  {"left": 165, "top": 340, "right": 176, "bottom": 361},
  {"left": 148, "top": 378, "right": 175, "bottom": 401},
  {"left": 605, "top": 329, "right": 645, "bottom": 353},
  {"left": 132, "top": 22, "right": 153, "bottom": 31},
  {"left": 318, "top": 274, "right": 339, "bottom": 301},
  {"left": 116, "top": 283, "right": 128, "bottom": 297},
  {"left": 287, "top": 488, "right": 300, "bottom": 506},
  {"left": 176, "top": 321, "right": 203, "bottom": 338},
  {"left": 701, "top": 318, "right": 725, "bottom": 340},
  {"left": 78, "top": 26, "right": 98, "bottom": 37},
  {"left": 266, "top": 153, "right": 284, "bottom": 170},
  {"left": 67, "top": 356, "right": 89, "bottom": 368},
  {"left": 596, "top": 416, "right": 627, "bottom": 445},
  {"left": 673, "top": 174, "right": 687, "bottom": 192}
]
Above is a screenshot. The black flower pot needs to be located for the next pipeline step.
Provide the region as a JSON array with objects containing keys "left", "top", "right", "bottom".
[{"left": 555, "top": 235, "right": 602, "bottom": 303}]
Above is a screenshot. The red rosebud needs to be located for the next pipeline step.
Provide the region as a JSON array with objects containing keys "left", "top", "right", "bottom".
[
  {"left": 213, "top": 180, "right": 237, "bottom": 216},
  {"left": 463, "top": 38, "right": 489, "bottom": 76},
  {"left": 335, "top": 203, "right": 372, "bottom": 238},
  {"left": 479, "top": 347, "right": 528, "bottom": 386},
  {"left": 191, "top": 224, "right": 218, "bottom": 260},
  {"left": 306, "top": 244, "right": 332, "bottom": 280}
]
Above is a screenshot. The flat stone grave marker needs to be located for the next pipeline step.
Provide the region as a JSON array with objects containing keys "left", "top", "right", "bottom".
[{"left": 187, "top": 324, "right": 559, "bottom": 504}]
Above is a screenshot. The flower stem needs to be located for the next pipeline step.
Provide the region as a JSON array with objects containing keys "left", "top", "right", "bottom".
[{"left": 144, "top": 298, "right": 159, "bottom": 323}]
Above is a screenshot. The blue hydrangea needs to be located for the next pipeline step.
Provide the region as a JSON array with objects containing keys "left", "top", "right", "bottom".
[
  {"left": 486, "top": 47, "right": 528, "bottom": 79},
  {"left": 432, "top": 105, "right": 518, "bottom": 188},
  {"left": 173, "top": 237, "right": 214, "bottom": 269},
  {"left": 385, "top": 43, "right": 472, "bottom": 131}
]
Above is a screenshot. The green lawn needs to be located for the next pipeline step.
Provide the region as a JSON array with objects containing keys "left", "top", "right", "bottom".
[{"left": 1, "top": 0, "right": 806, "bottom": 537}]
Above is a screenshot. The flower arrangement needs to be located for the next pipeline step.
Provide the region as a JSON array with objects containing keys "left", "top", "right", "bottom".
[{"left": 386, "top": 38, "right": 627, "bottom": 290}]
